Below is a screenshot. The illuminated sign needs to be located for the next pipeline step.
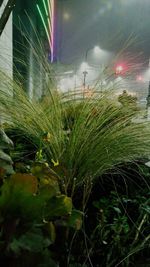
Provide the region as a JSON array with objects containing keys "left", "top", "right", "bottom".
[{"left": 36, "top": 0, "right": 55, "bottom": 62}]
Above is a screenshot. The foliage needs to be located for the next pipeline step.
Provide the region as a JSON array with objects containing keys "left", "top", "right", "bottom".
[
  {"left": 0, "top": 38, "right": 150, "bottom": 266},
  {"left": 118, "top": 90, "right": 138, "bottom": 111},
  {"left": 91, "top": 190, "right": 150, "bottom": 267},
  {"left": 0, "top": 76, "right": 150, "bottom": 199},
  {"left": 0, "top": 162, "right": 83, "bottom": 266},
  {"left": 0, "top": 128, "right": 14, "bottom": 175}
]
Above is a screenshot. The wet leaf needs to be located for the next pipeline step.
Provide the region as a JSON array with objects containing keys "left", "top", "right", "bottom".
[
  {"left": 46, "top": 195, "right": 72, "bottom": 218},
  {"left": 40, "top": 178, "right": 60, "bottom": 199},
  {"left": 31, "top": 162, "right": 58, "bottom": 181},
  {"left": 46, "top": 221, "right": 56, "bottom": 243},
  {"left": 113, "top": 207, "right": 121, "bottom": 214},
  {"left": 67, "top": 209, "right": 83, "bottom": 230},
  {"left": 9, "top": 228, "right": 52, "bottom": 253},
  {"left": 11, "top": 173, "right": 38, "bottom": 194},
  {"left": 0, "top": 167, "right": 6, "bottom": 179}
]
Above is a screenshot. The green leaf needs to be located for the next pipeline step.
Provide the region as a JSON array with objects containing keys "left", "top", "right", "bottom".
[
  {"left": 113, "top": 207, "right": 121, "bottom": 214},
  {"left": 67, "top": 209, "right": 83, "bottom": 230},
  {"left": 141, "top": 204, "right": 150, "bottom": 214},
  {"left": 39, "top": 178, "right": 60, "bottom": 200},
  {"left": 0, "top": 150, "right": 14, "bottom": 174},
  {"left": 0, "top": 181, "right": 45, "bottom": 223},
  {"left": 37, "top": 249, "right": 59, "bottom": 267},
  {"left": 0, "top": 167, "right": 6, "bottom": 178},
  {"left": 11, "top": 173, "right": 38, "bottom": 194},
  {"left": 45, "top": 221, "right": 56, "bottom": 243},
  {"left": 9, "top": 228, "right": 52, "bottom": 254},
  {"left": 45, "top": 195, "right": 72, "bottom": 218}
]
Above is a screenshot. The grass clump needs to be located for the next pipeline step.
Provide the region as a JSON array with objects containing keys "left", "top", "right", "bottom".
[
  {"left": 0, "top": 61, "right": 150, "bottom": 266},
  {"left": 0, "top": 73, "right": 150, "bottom": 196}
]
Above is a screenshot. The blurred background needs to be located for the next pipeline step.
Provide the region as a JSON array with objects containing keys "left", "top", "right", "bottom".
[{"left": 0, "top": 0, "right": 150, "bottom": 103}]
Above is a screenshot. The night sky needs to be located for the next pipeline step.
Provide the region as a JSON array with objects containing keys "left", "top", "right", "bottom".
[{"left": 57, "top": 0, "right": 150, "bottom": 65}]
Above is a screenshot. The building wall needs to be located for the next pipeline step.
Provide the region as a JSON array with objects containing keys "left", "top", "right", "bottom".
[
  {"left": 0, "top": 0, "right": 56, "bottom": 99},
  {"left": 0, "top": 0, "right": 13, "bottom": 78},
  {"left": 13, "top": 0, "right": 52, "bottom": 99}
]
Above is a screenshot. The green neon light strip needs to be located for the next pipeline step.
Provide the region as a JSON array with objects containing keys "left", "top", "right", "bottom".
[
  {"left": 36, "top": 4, "right": 52, "bottom": 47},
  {"left": 48, "top": 17, "right": 52, "bottom": 41},
  {"left": 47, "top": 0, "right": 52, "bottom": 22},
  {"left": 51, "top": 0, "right": 54, "bottom": 62},
  {"left": 42, "top": 0, "right": 48, "bottom": 17},
  {"left": 47, "top": 0, "right": 53, "bottom": 52},
  {"left": 46, "top": 0, "right": 52, "bottom": 34}
]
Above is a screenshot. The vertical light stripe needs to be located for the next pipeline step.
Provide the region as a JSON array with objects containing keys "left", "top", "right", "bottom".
[
  {"left": 36, "top": 4, "right": 51, "bottom": 47},
  {"left": 50, "top": 0, "right": 55, "bottom": 62},
  {"left": 47, "top": 0, "right": 54, "bottom": 61},
  {"left": 37, "top": 0, "right": 54, "bottom": 62},
  {"left": 42, "top": 0, "right": 48, "bottom": 17},
  {"left": 47, "top": 0, "right": 52, "bottom": 20}
]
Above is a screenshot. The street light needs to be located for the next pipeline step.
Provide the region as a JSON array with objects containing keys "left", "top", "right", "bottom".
[
  {"left": 83, "top": 70, "right": 88, "bottom": 88},
  {"left": 85, "top": 46, "right": 102, "bottom": 62},
  {"left": 82, "top": 48, "right": 91, "bottom": 89},
  {"left": 82, "top": 46, "right": 101, "bottom": 88},
  {"left": 94, "top": 46, "right": 102, "bottom": 55},
  {"left": 63, "top": 12, "right": 70, "bottom": 21}
]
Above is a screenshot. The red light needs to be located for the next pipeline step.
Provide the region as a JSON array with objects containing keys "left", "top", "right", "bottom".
[{"left": 136, "top": 75, "right": 143, "bottom": 82}]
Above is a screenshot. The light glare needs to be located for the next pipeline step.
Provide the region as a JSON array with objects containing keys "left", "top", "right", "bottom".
[{"left": 94, "top": 46, "right": 101, "bottom": 54}]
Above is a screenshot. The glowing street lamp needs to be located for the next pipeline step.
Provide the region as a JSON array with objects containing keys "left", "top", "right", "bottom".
[
  {"left": 63, "top": 12, "right": 70, "bottom": 21},
  {"left": 83, "top": 46, "right": 101, "bottom": 88},
  {"left": 94, "top": 46, "right": 102, "bottom": 55},
  {"left": 83, "top": 70, "right": 88, "bottom": 88},
  {"left": 85, "top": 45, "right": 101, "bottom": 62}
]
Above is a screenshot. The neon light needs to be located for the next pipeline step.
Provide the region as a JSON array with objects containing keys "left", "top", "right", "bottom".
[
  {"left": 48, "top": 19, "right": 53, "bottom": 55},
  {"left": 47, "top": 0, "right": 52, "bottom": 19},
  {"left": 36, "top": 1, "right": 55, "bottom": 62},
  {"left": 47, "top": 0, "right": 54, "bottom": 61},
  {"left": 48, "top": 0, "right": 53, "bottom": 49},
  {"left": 42, "top": 0, "right": 48, "bottom": 17},
  {"left": 48, "top": 18, "right": 52, "bottom": 35},
  {"left": 36, "top": 4, "right": 51, "bottom": 47},
  {"left": 48, "top": 17, "right": 52, "bottom": 45},
  {"left": 51, "top": 0, "right": 55, "bottom": 62}
]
